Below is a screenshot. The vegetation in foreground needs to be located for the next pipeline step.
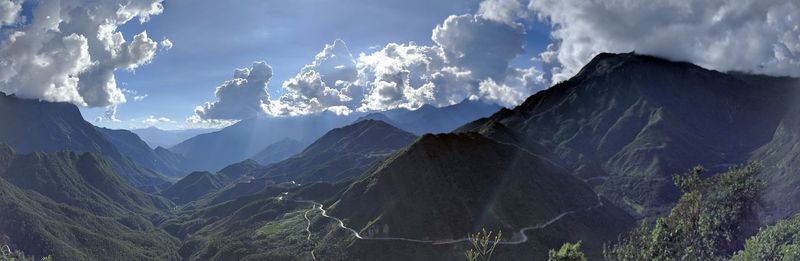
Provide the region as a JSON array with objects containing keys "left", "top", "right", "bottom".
[{"left": 605, "top": 162, "right": 763, "bottom": 261}]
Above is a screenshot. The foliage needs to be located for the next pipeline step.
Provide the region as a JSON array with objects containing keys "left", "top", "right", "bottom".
[
  {"left": 604, "top": 162, "right": 763, "bottom": 261},
  {"left": 465, "top": 229, "right": 502, "bottom": 261},
  {"left": 548, "top": 241, "right": 587, "bottom": 261},
  {"left": 1, "top": 245, "right": 53, "bottom": 261},
  {"left": 731, "top": 213, "right": 800, "bottom": 261}
]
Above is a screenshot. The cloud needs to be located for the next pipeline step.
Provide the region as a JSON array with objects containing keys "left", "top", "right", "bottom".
[
  {"left": 143, "top": 115, "right": 174, "bottom": 124},
  {"left": 160, "top": 38, "right": 173, "bottom": 50},
  {"left": 0, "top": 0, "right": 21, "bottom": 26},
  {"left": 266, "top": 39, "right": 359, "bottom": 116},
  {"left": 193, "top": 61, "right": 272, "bottom": 120},
  {"left": 356, "top": 43, "right": 447, "bottom": 111},
  {"left": 433, "top": 14, "right": 526, "bottom": 81},
  {"left": 185, "top": 115, "right": 237, "bottom": 129},
  {"left": 133, "top": 94, "right": 148, "bottom": 101},
  {"left": 527, "top": 0, "right": 800, "bottom": 82},
  {"left": 0, "top": 0, "right": 166, "bottom": 107},
  {"left": 355, "top": 14, "right": 538, "bottom": 111},
  {"left": 122, "top": 88, "right": 148, "bottom": 102},
  {"left": 478, "top": 0, "right": 528, "bottom": 26},
  {"left": 191, "top": 11, "right": 547, "bottom": 120},
  {"left": 95, "top": 105, "right": 121, "bottom": 123}
]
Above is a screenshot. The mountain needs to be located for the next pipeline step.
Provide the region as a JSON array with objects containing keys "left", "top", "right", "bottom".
[
  {"left": 98, "top": 127, "right": 186, "bottom": 177},
  {"left": 170, "top": 100, "right": 500, "bottom": 173},
  {"left": 365, "top": 99, "right": 502, "bottom": 135},
  {"left": 0, "top": 93, "right": 169, "bottom": 187},
  {"left": 457, "top": 53, "right": 795, "bottom": 218},
  {"left": 161, "top": 171, "right": 225, "bottom": 204},
  {"left": 0, "top": 145, "right": 180, "bottom": 260},
  {"left": 170, "top": 112, "right": 358, "bottom": 172},
  {"left": 130, "top": 126, "right": 218, "bottom": 149},
  {"left": 744, "top": 75, "right": 800, "bottom": 222},
  {"left": 159, "top": 159, "right": 265, "bottom": 206},
  {"left": 153, "top": 146, "right": 190, "bottom": 173},
  {"left": 355, "top": 112, "right": 400, "bottom": 127},
  {"left": 255, "top": 119, "right": 417, "bottom": 183},
  {"left": 249, "top": 138, "right": 305, "bottom": 165},
  {"left": 323, "top": 133, "right": 633, "bottom": 259},
  {"left": 178, "top": 120, "right": 416, "bottom": 207}
]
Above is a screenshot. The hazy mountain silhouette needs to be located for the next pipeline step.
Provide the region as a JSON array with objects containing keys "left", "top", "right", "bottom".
[{"left": 0, "top": 93, "right": 169, "bottom": 187}]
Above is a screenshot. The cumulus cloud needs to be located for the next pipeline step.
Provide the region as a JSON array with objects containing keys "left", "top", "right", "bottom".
[
  {"left": 193, "top": 61, "right": 272, "bottom": 120},
  {"left": 433, "top": 14, "right": 526, "bottom": 81},
  {"left": 0, "top": 0, "right": 166, "bottom": 107},
  {"left": 0, "top": 0, "right": 21, "bottom": 26},
  {"left": 355, "top": 13, "right": 537, "bottom": 110},
  {"left": 160, "top": 38, "right": 173, "bottom": 50},
  {"left": 266, "top": 39, "right": 359, "bottom": 116},
  {"left": 527, "top": 0, "right": 800, "bottom": 82},
  {"left": 478, "top": 0, "right": 528, "bottom": 26},
  {"left": 356, "top": 43, "right": 447, "bottom": 111},
  {"left": 191, "top": 11, "right": 547, "bottom": 120}
]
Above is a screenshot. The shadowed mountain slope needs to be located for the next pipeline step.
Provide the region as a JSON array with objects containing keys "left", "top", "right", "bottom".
[
  {"left": 458, "top": 53, "right": 795, "bottom": 217},
  {"left": 256, "top": 119, "right": 417, "bottom": 183},
  {"left": 0, "top": 93, "right": 169, "bottom": 187},
  {"left": 249, "top": 138, "right": 305, "bottom": 166},
  {"left": 0, "top": 145, "right": 179, "bottom": 260},
  {"left": 323, "top": 133, "right": 633, "bottom": 259}
]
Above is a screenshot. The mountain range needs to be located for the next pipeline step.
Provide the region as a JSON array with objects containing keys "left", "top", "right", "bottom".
[
  {"left": 322, "top": 133, "right": 633, "bottom": 259},
  {"left": 0, "top": 93, "right": 173, "bottom": 187},
  {"left": 4, "top": 52, "right": 800, "bottom": 260},
  {"left": 459, "top": 53, "right": 797, "bottom": 218},
  {"left": 0, "top": 144, "right": 180, "bottom": 260},
  {"left": 169, "top": 100, "right": 500, "bottom": 172},
  {"left": 130, "top": 127, "right": 218, "bottom": 149}
]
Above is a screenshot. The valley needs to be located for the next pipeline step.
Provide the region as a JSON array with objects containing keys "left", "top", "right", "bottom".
[{"left": 1, "top": 52, "right": 800, "bottom": 260}]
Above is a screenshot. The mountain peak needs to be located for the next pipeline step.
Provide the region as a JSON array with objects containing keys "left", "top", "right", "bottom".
[
  {"left": 302, "top": 119, "right": 415, "bottom": 155},
  {"left": 572, "top": 52, "right": 703, "bottom": 82},
  {"left": 328, "top": 130, "right": 633, "bottom": 249}
]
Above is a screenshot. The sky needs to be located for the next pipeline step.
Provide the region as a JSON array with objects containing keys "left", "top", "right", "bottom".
[{"left": 0, "top": 0, "right": 798, "bottom": 130}]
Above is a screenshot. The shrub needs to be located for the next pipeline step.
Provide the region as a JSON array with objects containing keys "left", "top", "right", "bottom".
[
  {"left": 604, "top": 162, "right": 763, "bottom": 261},
  {"left": 548, "top": 241, "right": 587, "bottom": 261}
]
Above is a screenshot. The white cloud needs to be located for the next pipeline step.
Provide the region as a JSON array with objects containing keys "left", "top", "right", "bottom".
[
  {"left": 0, "top": 0, "right": 166, "bottom": 107},
  {"left": 193, "top": 61, "right": 272, "bottom": 120},
  {"left": 0, "top": 0, "right": 21, "bottom": 26},
  {"left": 266, "top": 39, "right": 359, "bottom": 116},
  {"left": 355, "top": 14, "right": 540, "bottom": 111},
  {"left": 143, "top": 115, "right": 174, "bottom": 124},
  {"left": 95, "top": 105, "right": 121, "bottom": 123},
  {"left": 528, "top": 0, "right": 800, "bottom": 82},
  {"left": 191, "top": 11, "right": 548, "bottom": 119},
  {"left": 160, "top": 38, "right": 173, "bottom": 50},
  {"left": 356, "top": 43, "right": 446, "bottom": 111},
  {"left": 433, "top": 14, "right": 527, "bottom": 81},
  {"left": 478, "top": 0, "right": 527, "bottom": 25},
  {"left": 121, "top": 88, "right": 148, "bottom": 102},
  {"left": 185, "top": 115, "right": 238, "bottom": 129}
]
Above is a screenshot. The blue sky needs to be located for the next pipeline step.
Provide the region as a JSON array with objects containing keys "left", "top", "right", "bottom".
[
  {"left": 4, "top": 0, "right": 794, "bottom": 130},
  {"left": 81, "top": 0, "right": 552, "bottom": 130}
]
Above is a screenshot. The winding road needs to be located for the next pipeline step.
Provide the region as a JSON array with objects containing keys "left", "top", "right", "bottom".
[
  {"left": 303, "top": 205, "right": 318, "bottom": 261},
  {"left": 291, "top": 196, "right": 605, "bottom": 246}
]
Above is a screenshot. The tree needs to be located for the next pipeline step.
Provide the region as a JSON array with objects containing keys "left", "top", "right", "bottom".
[
  {"left": 548, "top": 241, "right": 587, "bottom": 261},
  {"left": 605, "top": 162, "right": 763, "bottom": 261},
  {"left": 731, "top": 213, "right": 800, "bottom": 261},
  {"left": 465, "top": 229, "right": 502, "bottom": 261}
]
